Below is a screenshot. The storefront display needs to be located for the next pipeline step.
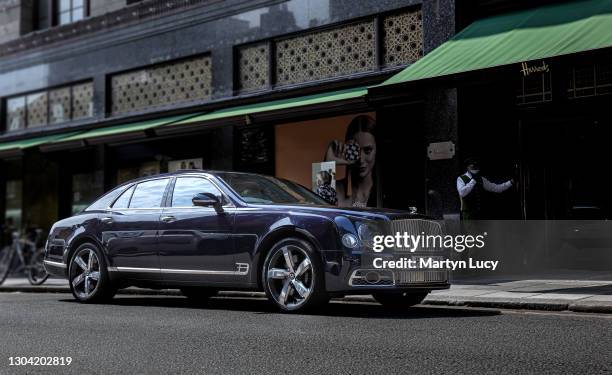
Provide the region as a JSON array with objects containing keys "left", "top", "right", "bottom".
[
  {"left": 117, "top": 161, "right": 160, "bottom": 184},
  {"left": 275, "top": 113, "right": 377, "bottom": 208},
  {"left": 5, "top": 180, "right": 22, "bottom": 230},
  {"left": 71, "top": 171, "right": 104, "bottom": 214},
  {"left": 312, "top": 161, "right": 337, "bottom": 205},
  {"left": 168, "top": 158, "right": 203, "bottom": 172}
]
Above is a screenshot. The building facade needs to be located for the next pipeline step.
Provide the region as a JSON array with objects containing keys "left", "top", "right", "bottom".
[
  {"left": 2, "top": 0, "right": 611, "bottom": 272},
  {"left": 0, "top": 0, "right": 457, "bottom": 232}
]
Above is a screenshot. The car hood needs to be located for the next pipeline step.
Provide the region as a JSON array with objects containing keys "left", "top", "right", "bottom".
[{"left": 248, "top": 203, "right": 430, "bottom": 221}]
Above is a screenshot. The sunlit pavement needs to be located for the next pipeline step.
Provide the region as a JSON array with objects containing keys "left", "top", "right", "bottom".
[{"left": 3, "top": 275, "right": 612, "bottom": 313}]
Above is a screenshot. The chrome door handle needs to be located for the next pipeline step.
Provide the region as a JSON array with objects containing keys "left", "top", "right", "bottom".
[
  {"left": 101, "top": 217, "right": 113, "bottom": 224},
  {"left": 161, "top": 215, "right": 176, "bottom": 223}
]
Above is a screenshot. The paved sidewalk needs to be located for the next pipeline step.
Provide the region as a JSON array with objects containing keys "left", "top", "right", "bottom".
[{"left": 2, "top": 275, "right": 612, "bottom": 313}]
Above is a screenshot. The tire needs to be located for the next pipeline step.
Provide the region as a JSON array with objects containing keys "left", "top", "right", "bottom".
[
  {"left": 27, "top": 248, "right": 49, "bottom": 285},
  {"left": 68, "top": 243, "right": 116, "bottom": 303},
  {"left": 180, "top": 287, "right": 218, "bottom": 303},
  {"left": 372, "top": 291, "right": 428, "bottom": 309},
  {"left": 262, "top": 237, "right": 329, "bottom": 312},
  {"left": 0, "top": 245, "right": 15, "bottom": 286}
]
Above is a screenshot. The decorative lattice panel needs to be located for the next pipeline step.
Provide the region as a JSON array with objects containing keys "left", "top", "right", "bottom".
[
  {"left": 382, "top": 9, "right": 423, "bottom": 66},
  {"left": 237, "top": 42, "right": 270, "bottom": 92},
  {"left": 275, "top": 21, "right": 376, "bottom": 86},
  {"left": 6, "top": 96, "right": 26, "bottom": 131},
  {"left": 111, "top": 55, "right": 212, "bottom": 115},
  {"left": 72, "top": 82, "right": 94, "bottom": 120},
  {"left": 49, "top": 87, "right": 72, "bottom": 124},
  {"left": 26, "top": 92, "right": 48, "bottom": 128}
]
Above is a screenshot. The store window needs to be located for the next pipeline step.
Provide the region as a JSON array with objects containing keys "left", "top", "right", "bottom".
[
  {"left": 26, "top": 92, "right": 48, "bottom": 128},
  {"left": 236, "top": 7, "right": 423, "bottom": 93},
  {"left": 72, "top": 82, "right": 94, "bottom": 119},
  {"left": 6, "top": 97, "right": 26, "bottom": 131},
  {"left": 5, "top": 180, "right": 22, "bottom": 230},
  {"left": 382, "top": 10, "right": 423, "bottom": 67},
  {"left": 274, "top": 113, "right": 378, "bottom": 208},
  {"left": 57, "top": 0, "right": 87, "bottom": 26},
  {"left": 274, "top": 20, "right": 376, "bottom": 87},
  {"left": 567, "top": 60, "right": 612, "bottom": 99},
  {"left": 516, "top": 62, "right": 552, "bottom": 105},
  {"left": 110, "top": 55, "right": 212, "bottom": 115},
  {"left": 49, "top": 87, "right": 71, "bottom": 124},
  {"left": 72, "top": 171, "right": 104, "bottom": 214},
  {"left": 3, "top": 81, "right": 93, "bottom": 132}
]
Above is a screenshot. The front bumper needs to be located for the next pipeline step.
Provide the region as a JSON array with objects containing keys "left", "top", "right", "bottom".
[
  {"left": 322, "top": 250, "right": 451, "bottom": 293},
  {"left": 43, "top": 258, "right": 67, "bottom": 277}
]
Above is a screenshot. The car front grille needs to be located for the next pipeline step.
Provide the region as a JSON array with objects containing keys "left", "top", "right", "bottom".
[
  {"left": 389, "top": 218, "right": 444, "bottom": 252},
  {"left": 395, "top": 270, "right": 448, "bottom": 285}
]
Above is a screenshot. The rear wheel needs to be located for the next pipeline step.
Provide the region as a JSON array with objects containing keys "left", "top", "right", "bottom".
[
  {"left": 68, "top": 243, "right": 116, "bottom": 303},
  {"left": 262, "top": 237, "right": 329, "bottom": 312},
  {"left": 180, "top": 287, "right": 218, "bottom": 303},
  {"left": 372, "top": 291, "right": 428, "bottom": 309},
  {"left": 27, "top": 248, "right": 49, "bottom": 285}
]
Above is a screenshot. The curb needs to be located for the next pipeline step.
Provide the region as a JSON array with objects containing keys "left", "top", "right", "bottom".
[{"left": 2, "top": 285, "right": 611, "bottom": 314}]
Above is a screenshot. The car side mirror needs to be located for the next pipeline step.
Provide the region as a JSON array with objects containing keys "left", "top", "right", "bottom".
[{"left": 192, "top": 192, "right": 223, "bottom": 212}]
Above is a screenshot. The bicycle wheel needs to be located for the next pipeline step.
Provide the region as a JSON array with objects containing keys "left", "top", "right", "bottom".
[
  {"left": 0, "top": 245, "right": 15, "bottom": 285},
  {"left": 27, "top": 247, "right": 49, "bottom": 285}
]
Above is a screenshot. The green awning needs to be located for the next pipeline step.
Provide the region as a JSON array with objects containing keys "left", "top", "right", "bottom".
[
  {"left": 0, "top": 132, "right": 80, "bottom": 154},
  {"left": 381, "top": 0, "right": 612, "bottom": 86},
  {"left": 165, "top": 86, "right": 368, "bottom": 128},
  {"left": 51, "top": 113, "right": 199, "bottom": 145}
]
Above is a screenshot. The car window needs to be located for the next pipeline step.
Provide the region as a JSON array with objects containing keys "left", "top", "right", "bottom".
[
  {"left": 217, "top": 172, "right": 328, "bottom": 205},
  {"left": 112, "top": 185, "right": 135, "bottom": 209},
  {"left": 171, "top": 177, "right": 222, "bottom": 207},
  {"left": 86, "top": 187, "right": 124, "bottom": 211},
  {"left": 129, "top": 179, "right": 170, "bottom": 208}
]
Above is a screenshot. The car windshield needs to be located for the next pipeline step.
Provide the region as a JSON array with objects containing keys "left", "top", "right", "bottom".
[{"left": 217, "top": 172, "right": 329, "bottom": 205}]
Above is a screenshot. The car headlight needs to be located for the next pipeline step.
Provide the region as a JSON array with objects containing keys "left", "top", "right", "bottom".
[
  {"left": 341, "top": 233, "right": 359, "bottom": 248},
  {"left": 357, "top": 221, "right": 384, "bottom": 249}
]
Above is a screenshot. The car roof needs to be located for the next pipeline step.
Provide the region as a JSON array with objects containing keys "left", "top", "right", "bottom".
[{"left": 115, "top": 169, "right": 269, "bottom": 187}]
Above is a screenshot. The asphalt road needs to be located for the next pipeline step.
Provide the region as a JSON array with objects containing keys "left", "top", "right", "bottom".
[{"left": 0, "top": 293, "right": 611, "bottom": 374}]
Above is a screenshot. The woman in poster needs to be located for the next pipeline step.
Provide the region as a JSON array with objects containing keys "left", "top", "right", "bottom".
[{"left": 324, "top": 115, "right": 377, "bottom": 207}]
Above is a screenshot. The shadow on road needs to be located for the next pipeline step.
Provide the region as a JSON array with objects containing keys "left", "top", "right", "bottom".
[{"left": 60, "top": 295, "right": 500, "bottom": 319}]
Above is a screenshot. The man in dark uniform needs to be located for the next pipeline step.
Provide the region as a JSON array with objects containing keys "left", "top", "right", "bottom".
[{"left": 457, "top": 157, "right": 513, "bottom": 220}]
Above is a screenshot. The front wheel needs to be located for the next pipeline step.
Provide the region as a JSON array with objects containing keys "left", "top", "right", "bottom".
[
  {"left": 27, "top": 248, "right": 49, "bottom": 285},
  {"left": 68, "top": 243, "right": 116, "bottom": 303},
  {"left": 262, "top": 238, "right": 329, "bottom": 312},
  {"left": 372, "top": 291, "right": 429, "bottom": 309}
]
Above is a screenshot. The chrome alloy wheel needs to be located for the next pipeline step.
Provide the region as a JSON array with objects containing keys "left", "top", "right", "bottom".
[
  {"left": 70, "top": 248, "right": 101, "bottom": 299},
  {"left": 266, "top": 245, "right": 314, "bottom": 309}
]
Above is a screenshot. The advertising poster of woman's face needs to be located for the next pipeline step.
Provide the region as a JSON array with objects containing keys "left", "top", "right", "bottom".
[
  {"left": 324, "top": 115, "right": 377, "bottom": 207},
  {"left": 275, "top": 113, "right": 377, "bottom": 208}
]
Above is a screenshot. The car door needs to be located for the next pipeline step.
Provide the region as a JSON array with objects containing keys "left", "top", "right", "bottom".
[
  {"left": 101, "top": 178, "right": 171, "bottom": 280},
  {"left": 158, "top": 176, "right": 238, "bottom": 283}
]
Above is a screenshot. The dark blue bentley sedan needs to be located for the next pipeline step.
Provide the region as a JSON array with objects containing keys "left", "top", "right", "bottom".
[{"left": 44, "top": 170, "right": 449, "bottom": 312}]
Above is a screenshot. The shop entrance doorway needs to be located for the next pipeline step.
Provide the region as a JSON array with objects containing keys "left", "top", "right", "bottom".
[{"left": 522, "top": 117, "right": 612, "bottom": 220}]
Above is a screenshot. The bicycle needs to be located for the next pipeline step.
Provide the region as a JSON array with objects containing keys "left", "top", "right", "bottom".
[{"left": 0, "top": 229, "right": 49, "bottom": 286}]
